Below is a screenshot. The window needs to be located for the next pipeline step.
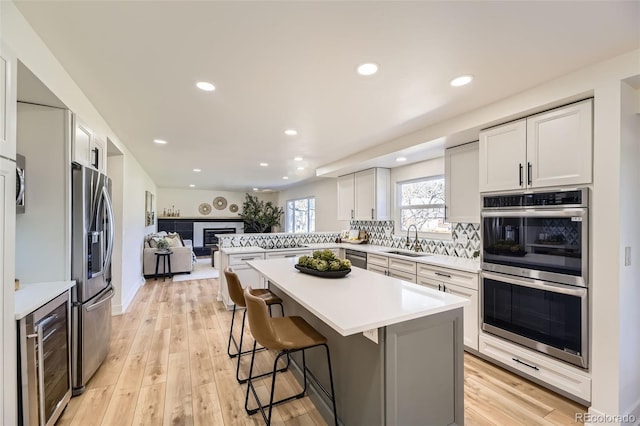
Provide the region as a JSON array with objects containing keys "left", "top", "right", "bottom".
[
  {"left": 397, "top": 176, "right": 451, "bottom": 235},
  {"left": 285, "top": 197, "right": 315, "bottom": 233}
]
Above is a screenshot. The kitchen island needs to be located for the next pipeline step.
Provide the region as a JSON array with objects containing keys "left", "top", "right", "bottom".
[{"left": 247, "top": 258, "right": 468, "bottom": 426}]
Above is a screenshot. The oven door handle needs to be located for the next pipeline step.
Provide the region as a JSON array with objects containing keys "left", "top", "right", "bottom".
[
  {"left": 481, "top": 208, "right": 586, "bottom": 218},
  {"left": 482, "top": 271, "right": 587, "bottom": 297}
]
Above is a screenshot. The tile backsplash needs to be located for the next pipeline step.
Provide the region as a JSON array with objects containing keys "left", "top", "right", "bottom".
[
  {"left": 217, "top": 221, "right": 480, "bottom": 259},
  {"left": 349, "top": 220, "right": 481, "bottom": 259}
]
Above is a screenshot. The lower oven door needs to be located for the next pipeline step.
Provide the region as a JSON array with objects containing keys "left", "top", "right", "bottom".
[{"left": 481, "top": 271, "right": 588, "bottom": 368}]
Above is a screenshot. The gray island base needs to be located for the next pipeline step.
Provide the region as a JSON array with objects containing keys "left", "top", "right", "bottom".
[{"left": 247, "top": 258, "right": 466, "bottom": 426}]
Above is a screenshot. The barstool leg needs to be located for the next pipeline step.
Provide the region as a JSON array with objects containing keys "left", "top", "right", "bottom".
[
  {"left": 323, "top": 344, "right": 338, "bottom": 426},
  {"left": 227, "top": 304, "right": 238, "bottom": 358},
  {"left": 244, "top": 341, "right": 259, "bottom": 415}
]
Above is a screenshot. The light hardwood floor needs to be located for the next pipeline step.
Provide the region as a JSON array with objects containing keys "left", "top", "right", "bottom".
[{"left": 57, "top": 275, "right": 587, "bottom": 426}]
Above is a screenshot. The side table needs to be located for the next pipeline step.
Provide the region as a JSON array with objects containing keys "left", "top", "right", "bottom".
[{"left": 154, "top": 250, "right": 173, "bottom": 281}]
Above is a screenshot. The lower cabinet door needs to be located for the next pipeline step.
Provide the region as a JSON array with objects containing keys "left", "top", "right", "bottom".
[
  {"left": 367, "top": 264, "right": 388, "bottom": 276},
  {"left": 445, "top": 283, "right": 478, "bottom": 351}
]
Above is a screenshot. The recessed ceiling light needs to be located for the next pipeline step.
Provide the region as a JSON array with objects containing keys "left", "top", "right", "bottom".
[
  {"left": 282, "top": 176, "right": 289, "bottom": 180},
  {"left": 193, "top": 168, "right": 201, "bottom": 172},
  {"left": 297, "top": 166, "right": 304, "bottom": 171},
  {"left": 357, "top": 63, "right": 378, "bottom": 76},
  {"left": 259, "top": 162, "right": 269, "bottom": 167},
  {"left": 153, "top": 139, "right": 168, "bottom": 144},
  {"left": 450, "top": 75, "right": 473, "bottom": 87},
  {"left": 294, "top": 156, "right": 303, "bottom": 161},
  {"left": 396, "top": 157, "right": 407, "bottom": 162},
  {"left": 189, "top": 184, "right": 195, "bottom": 188},
  {"left": 196, "top": 81, "right": 215, "bottom": 91},
  {"left": 284, "top": 129, "right": 298, "bottom": 136}
]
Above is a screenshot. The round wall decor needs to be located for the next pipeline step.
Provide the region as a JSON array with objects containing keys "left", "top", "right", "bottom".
[
  {"left": 229, "top": 204, "right": 239, "bottom": 213},
  {"left": 198, "top": 203, "right": 212, "bottom": 215},
  {"left": 213, "top": 196, "right": 227, "bottom": 210}
]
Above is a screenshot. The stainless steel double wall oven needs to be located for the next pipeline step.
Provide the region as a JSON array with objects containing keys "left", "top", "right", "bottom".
[{"left": 481, "top": 188, "right": 589, "bottom": 368}]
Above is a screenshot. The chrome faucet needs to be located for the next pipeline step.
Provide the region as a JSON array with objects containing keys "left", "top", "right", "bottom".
[{"left": 405, "top": 224, "right": 422, "bottom": 252}]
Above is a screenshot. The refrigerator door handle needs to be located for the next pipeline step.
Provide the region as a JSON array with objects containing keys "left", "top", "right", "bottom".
[
  {"left": 85, "top": 288, "right": 114, "bottom": 312},
  {"left": 102, "top": 185, "right": 115, "bottom": 273}
]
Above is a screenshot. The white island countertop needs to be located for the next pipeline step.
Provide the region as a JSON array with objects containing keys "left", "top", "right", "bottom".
[
  {"left": 15, "top": 281, "right": 75, "bottom": 320},
  {"left": 247, "top": 258, "right": 467, "bottom": 337}
]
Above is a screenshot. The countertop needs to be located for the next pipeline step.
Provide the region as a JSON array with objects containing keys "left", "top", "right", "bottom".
[
  {"left": 15, "top": 281, "right": 75, "bottom": 320},
  {"left": 247, "top": 258, "right": 468, "bottom": 336},
  {"left": 221, "top": 243, "right": 480, "bottom": 273}
]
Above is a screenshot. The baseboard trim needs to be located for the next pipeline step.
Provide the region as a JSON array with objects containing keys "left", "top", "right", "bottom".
[
  {"left": 585, "top": 406, "right": 639, "bottom": 426},
  {"left": 112, "top": 276, "right": 145, "bottom": 315}
]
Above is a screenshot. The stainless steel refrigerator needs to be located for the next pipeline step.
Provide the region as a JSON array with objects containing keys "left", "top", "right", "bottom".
[{"left": 71, "top": 162, "right": 115, "bottom": 395}]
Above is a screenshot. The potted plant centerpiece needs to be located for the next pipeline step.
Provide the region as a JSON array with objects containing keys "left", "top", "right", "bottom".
[{"left": 239, "top": 193, "right": 284, "bottom": 233}]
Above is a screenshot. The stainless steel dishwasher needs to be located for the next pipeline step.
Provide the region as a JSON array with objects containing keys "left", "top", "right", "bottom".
[{"left": 345, "top": 249, "right": 367, "bottom": 269}]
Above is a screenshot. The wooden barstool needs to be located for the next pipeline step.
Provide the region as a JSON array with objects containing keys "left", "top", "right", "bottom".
[
  {"left": 243, "top": 286, "right": 338, "bottom": 426},
  {"left": 224, "top": 268, "right": 285, "bottom": 384}
]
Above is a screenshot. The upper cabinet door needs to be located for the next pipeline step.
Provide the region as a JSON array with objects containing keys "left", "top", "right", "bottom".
[
  {"left": 354, "top": 168, "right": 390, "bottom": 220},
  {"left": 337, "top": 174, "right": 355, "bottom": 220},
  {"left": 0, "top": 43, "right": 17, "bottom": 161},
  {"left": 526, "top": 99, "right": 592, "bottom": 188},
  {"left": 479, "top": 119, "right": 527, "bottom": 192},
  {"left": 445, "top": 142, "right": 479, "bottom": 224},
  {"left": 354, "top": 168, "right": 376, "bottom": 220}
]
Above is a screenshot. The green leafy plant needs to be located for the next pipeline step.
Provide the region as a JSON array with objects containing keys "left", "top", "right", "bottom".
[
  {"left": 239, "top": 193, "right": 284, "bottom": 233},
  {"left": 156, "top": 238, "right": 170, "bottom": 250}
]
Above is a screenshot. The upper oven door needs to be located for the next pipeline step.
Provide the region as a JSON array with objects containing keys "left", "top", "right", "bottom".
[{"left": 481, "top": 208, "right": 588, "bottom": 286}]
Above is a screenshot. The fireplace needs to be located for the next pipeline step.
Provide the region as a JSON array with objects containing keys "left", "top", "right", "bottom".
[{"left": 203, "top": 228, "right": 236, "bottom": 247}]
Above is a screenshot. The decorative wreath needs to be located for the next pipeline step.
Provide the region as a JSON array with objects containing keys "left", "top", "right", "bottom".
[
  {"left": 229, "top": 204, "right": 239, "bottom": 213},
  {"left": 198, "top": 203, "right": 212, "bottom": 215},
  {"left": 213, "top": 196, "right": 228, "bottom": 210}
]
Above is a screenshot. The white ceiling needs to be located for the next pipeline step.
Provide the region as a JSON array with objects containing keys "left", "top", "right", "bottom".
[{"left": 14, "top": 1, "right": 640, "bottom": 191}]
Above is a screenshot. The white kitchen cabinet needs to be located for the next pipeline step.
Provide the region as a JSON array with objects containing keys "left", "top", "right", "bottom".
[
  {"left": 417, "top": 264, "right": 478, "bottom": 350},
  {"left": 337, "top": 174, "right": 355, "bottom": 220},
  {"left": 479, "top": 100, "right": 592, "bottom": 192},
  {"left": 0, "top": 157, "right": 17, "bottom": 426},
  {"left": 0, "top": 42, "right": 17, "bottom": 160},
  {"left": 526, "top": 100, "right": 592, "bottom": 188},
  {"left": 367, "top": 253, "right": 416, "bottom": 282},
  {"left": 445, "top": 142, "right": 479, "bottom": 223},
  {"left": 73, "top": 118, "right": 106, "bottom": 173},
  {"left": 218, "top": 252, "right": 266, "bottom": 309},
  {"left": 337, "top": 168, "right": 390, "bottom": 221},
  {"left": 265, "top": 249, "right": 312, "bottom": 260},
  {"left": 479, "top": 333, "right": 591, "bottom": 403}
]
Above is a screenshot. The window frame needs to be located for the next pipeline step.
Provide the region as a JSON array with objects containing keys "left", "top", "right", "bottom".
[
  {"left": 285, "top": 196, "right": 316, "bottom": 234},
  {"left": 394, "top": 175, "right": 452, "bottom": 240}
]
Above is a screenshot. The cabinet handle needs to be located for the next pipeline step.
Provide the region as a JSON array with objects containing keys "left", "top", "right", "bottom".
[
  {"left": 512, "top": 357, "right": 539, "bottom": 371},
  {"left": 240, "top": 257, "right": 255, "bottom": 261},
  {"left": 527, "top": 162, "right": 532, "bottom": 185},
  {"left": 92, "top": 147, "right": 99, "bottom": 169},
  {"left": 438, "top": 284, "right": 441, "bottom": 291},
  {"left": 371, "top": 208, "right": 374, "bottom": 219},
  {"left": 519, "top": 163, "right": 523, "bottom": 186},
  {"left": 443, "top": 284, "right": 447, "bottom": 292},
  {"left": 435, "top": 272, "right": 451, "bottom": 278},
  {"left": 351, "top": 209, "right": 354, "bottom": 220},
  {"left": 284, "top": 254, "right": 296, "bottom": 258}
]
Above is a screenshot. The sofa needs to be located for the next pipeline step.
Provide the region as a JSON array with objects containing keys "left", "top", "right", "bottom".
[{"left": 143, "top": 231, "right": 195, "bottom": 277}]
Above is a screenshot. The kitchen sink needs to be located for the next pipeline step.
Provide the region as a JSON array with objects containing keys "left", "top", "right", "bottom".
[{"left": 384, "top": 250, "right": 431, "bottom": 258}]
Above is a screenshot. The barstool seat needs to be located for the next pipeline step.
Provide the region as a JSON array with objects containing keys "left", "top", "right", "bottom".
[
  {"left": 223, "top": 268, "right": 285, "bottom": 384},
  {"left": 244, "top": 286, "right": 338, "bottom": 426}
]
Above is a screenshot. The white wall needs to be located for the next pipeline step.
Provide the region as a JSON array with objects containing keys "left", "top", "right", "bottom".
[
  {"left": 617, "top": 81, "right": 640, "bottom": 419},
  {"left": 156, "top": 187, "right": 276, "bottom": 219},
  {"left": 2, "top": 3, "right": 157, "bottom": 313},
  {"left": 277, "top": 177, "right": 345, "bottom": 232}
]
